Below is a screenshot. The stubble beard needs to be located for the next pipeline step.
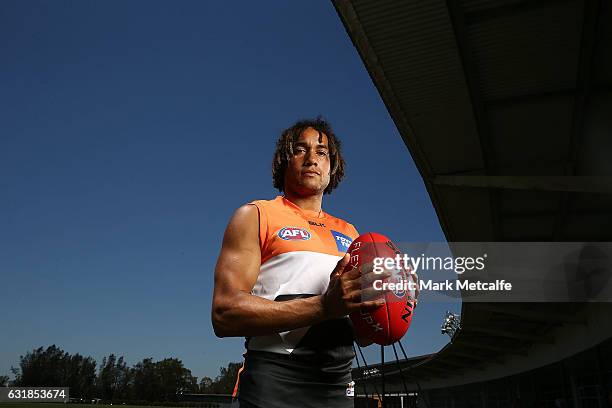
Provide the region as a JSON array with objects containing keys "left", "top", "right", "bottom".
[{"left": 290, "top": 176, "right": 328, "bottom": 197}]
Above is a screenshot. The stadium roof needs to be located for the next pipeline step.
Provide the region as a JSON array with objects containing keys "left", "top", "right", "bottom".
[{"left": 335, "top": 0, "right": 612, "bottom": 391}]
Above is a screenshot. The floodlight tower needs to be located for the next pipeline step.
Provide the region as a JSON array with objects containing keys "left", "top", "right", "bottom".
[{"left": 441, "top": 311, "right": 461, "bottom": 341}]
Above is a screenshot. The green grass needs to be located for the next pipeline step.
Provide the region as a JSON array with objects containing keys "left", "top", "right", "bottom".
[
  {"left": 1, "top": 401, "right": 227, "bottom": 408},
  {"left": 0, "top": 404, "right": 190, "bottom": 408}
]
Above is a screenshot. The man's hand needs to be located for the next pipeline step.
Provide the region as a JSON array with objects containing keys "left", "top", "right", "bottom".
[{"left": 321, "top": 254, "right": 390, "bottom": 319}]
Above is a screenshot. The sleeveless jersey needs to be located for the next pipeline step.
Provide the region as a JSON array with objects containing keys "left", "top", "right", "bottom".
[
  {"left": 246, "top": 195, "right": 359, "bottom": 357},
  {"left": 237, "top": 196, "right": 359, "bottom": 408}
]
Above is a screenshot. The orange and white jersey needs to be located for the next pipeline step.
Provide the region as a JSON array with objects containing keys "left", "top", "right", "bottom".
[{"left": 246, "top": 195, "right": 359, "bottom": 355}]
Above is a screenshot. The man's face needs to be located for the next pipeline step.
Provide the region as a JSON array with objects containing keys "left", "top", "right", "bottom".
[{"left": 284, "top": 127, "right": 331, "bottom": 196}]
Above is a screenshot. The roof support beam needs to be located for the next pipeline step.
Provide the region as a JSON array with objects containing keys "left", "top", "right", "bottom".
[
  {"left": 433, "top": 358, "right": 473, "bottom": 368},
  {"left": 446, "top": 0, "right": 500, "bottom": 241},
  {"left": 411, "top": 365, "right": 451, "bottom": 374},
  {"left": 433, "top": 360, "right": 486, "bottom": 372},
  {"left": 485, "top": 84, "right": 612, "bottom": 107},
  {"left": 459, "top": 341, "right": 528, "bottom": 356},
  {"left": 554, "top": 0, "right": 602, "bottom": 240},
  {"left": 486, "top": 88, "right": 576, "bottom": 106},
  {"left": 432, "top": 175, "right": 612, "bottom": 194},
  {"left": 445, "top": 351, "right": 501, "bottom": 363},
  {"left": 464, "top": 0, "right": 575, "bottom": 25},
  {"left": 479, "top": 304, "right": 587, "bottom": 325},
  {"left": 502, "top": 209, "right": 612, "bottom": 219},
  {"left": 465, "top": 327, "right": 553, "bottom": 343}
]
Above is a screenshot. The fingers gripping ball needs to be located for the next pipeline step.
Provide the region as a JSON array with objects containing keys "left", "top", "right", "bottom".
[{"left": 346, "top": 232, "right": 417, "bottom": 345}]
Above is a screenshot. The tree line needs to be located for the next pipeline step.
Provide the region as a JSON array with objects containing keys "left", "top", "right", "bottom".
[{"left": 2, "top": 345, "right": 241, "bottom": 403}]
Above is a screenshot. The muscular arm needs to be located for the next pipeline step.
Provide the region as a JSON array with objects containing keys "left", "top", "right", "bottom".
[{"left": 211, "top": 205, "right": 385, "bottom": 338}]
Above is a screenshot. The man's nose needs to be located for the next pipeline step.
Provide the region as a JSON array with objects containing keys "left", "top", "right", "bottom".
[{"left": 303, "top": 149, "right": 317, "bottom": 166}]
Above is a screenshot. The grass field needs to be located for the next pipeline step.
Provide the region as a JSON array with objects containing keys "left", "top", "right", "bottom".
[
  {"left": 0, "top": 404, "right": 228, "bottom": 408},
  {"left": 0, "top": 405, "right": 182, "bottom": 408}
]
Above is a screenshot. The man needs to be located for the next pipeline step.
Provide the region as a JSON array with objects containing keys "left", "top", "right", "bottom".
[{"left": 212, "top": 118, "right": 388, "bottom": 407}]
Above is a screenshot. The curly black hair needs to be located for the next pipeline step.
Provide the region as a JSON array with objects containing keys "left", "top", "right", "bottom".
[{"left": 272, "top": 117, "right": 345, "bottom": 195}]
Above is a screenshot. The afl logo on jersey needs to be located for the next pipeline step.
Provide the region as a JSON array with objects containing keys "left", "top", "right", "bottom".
[{"left": 278, "top": 227, "right": 311, "bottom": 241}]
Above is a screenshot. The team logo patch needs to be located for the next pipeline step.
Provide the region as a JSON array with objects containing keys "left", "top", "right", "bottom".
[
  {"left": 278, "top": 227, "right": 311, "bottom": 241},
  {"left": 331, "top": 230, "right": 353, "bottom": 252}
]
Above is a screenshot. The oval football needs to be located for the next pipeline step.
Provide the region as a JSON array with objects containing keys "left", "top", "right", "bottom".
[{"left": 346, "top": 232, "right": 416, "bottom": 346}]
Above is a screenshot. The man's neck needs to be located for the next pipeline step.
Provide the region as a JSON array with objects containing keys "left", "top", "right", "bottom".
[{"left": 283, "top": 191, "right": 323, "bottom": 213}]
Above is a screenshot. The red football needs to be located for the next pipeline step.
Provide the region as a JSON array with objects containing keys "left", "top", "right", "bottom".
[{"left": 346, "top": 232, "right": 416, "bottom": 345}]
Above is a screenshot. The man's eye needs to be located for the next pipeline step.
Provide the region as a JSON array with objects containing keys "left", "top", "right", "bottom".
[{"left": 317, "top": 151, "right": 328, "bottom": 156}]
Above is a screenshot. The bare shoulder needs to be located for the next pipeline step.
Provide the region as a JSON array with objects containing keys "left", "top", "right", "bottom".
[
  {"left": 214, "top": 204, "right": 261, "bottom": 293},
  {"left": 212, "top": 204, "right": 263, "bottom": 336},
  {"left": 229, "top": 203, "right": 259, "bottom": 225},
  {"left": 222, "top": 204, "right": 259, "bottom": 248}
]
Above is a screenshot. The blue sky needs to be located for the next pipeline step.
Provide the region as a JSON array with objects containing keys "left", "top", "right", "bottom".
[{"left": 0, "top": 1, "right": 459, "bottom": 380}]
